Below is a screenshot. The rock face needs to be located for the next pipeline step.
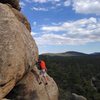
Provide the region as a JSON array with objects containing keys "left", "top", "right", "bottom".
[
  {"left": 6, "top": 68, "right": 58, "bottom": 100},
  {"left": 0, "top": 2, "right": 58, "bottom": 100},
  {"left": 11, "top": 7, "right": 31, "bottom": 32}
]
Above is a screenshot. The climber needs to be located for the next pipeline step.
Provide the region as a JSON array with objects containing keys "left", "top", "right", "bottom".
[{"left": 37, "top": 59, "right": 48, "bottom": 85}]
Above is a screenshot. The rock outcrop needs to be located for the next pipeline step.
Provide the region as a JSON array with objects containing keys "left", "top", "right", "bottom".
[
  {"left": 92, "top": 74, "right": 100, "bottom": 92},
  {"left": 0, "top": 1, "right": 58, "bottom": 100},
  {"left": 11, "top": 7, "right": 31, "bottom": 32},
  {"left": 71, "top": 93, "right": 87, "bottom": 100},
  {"left": 6, "top": 68, "right": 58, "bottom": 100}
]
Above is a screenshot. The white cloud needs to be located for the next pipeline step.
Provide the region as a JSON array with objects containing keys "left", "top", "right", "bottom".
[
  {"left": 25, "top": 0, "right": 47, "bottom": 3},
  {"left": 31, "top": 7, "right": 48, "bottom": 11},
  {"left": 72, "top": 0, "right": 100, "bottom": 15},
  {"left": 54, "top": 0, "right": 60, "bottom": 2},
  {"left": 25, "top": 0, "right": 31, "bottom": 3},
  {"left": 51, "top": 22, "right": 62, "bottom": 25},
  {"left": 42, "top": 17, "right": 98, "bottom": 32},
  {"left": 33, "top": 22, "right": 37, "bottom": 26},
  {"left": 34, "top": 33, "right": 95, "bottom": 45},
  {"left": 25, "top": 0, "right": 61, "bottom": 4},
  {"left": 56, "top": 3, "right": 62, "bottom": 7},
  {"left": 35, "top": 33, "right": 73, "bottom": 45},
  {"left": 31, "top": 32, "right": 37, "bottom": 36},
  {"left": 24, "top": 0, "right": 100, "bottom": 15},
  {"left": 19, "top": 1, "right": 26, "bottom": 8},
  {"left": 34, "top": 17, "right": 100, "bottom": 45},
  {"left": 32, "top": 0, "right": 47, "bottom": 3},
  {"left": 64, "top": 0, "right": 71, "bottom": 6}
]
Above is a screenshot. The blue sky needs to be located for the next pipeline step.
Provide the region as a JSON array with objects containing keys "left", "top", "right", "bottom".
[{"left": 20, "top": 0, "right": 100, "bottom": 54}]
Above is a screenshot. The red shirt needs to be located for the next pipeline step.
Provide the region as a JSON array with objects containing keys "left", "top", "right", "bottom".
[{"left": 40, "top": 60, "right": 47, "bottom": 69}]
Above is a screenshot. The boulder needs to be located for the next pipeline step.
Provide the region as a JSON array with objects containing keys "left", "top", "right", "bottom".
[
  {"left": 6, "top": 66, "right": 58, "bottom": 100},
  {"left": 0, "top": 0, "right": 20, "bottom": 10},
  {"left": 71, "top": 93, "right": 87, "bottom": 100},
  {"left": 0, "top": 3, "right": 58, "bottom": 100},
  {"left": 92, "top": 75, "right": 100, "bottom": 92},
  {"left": 0, "top": 2, "right": 38, "bottom": 99}
]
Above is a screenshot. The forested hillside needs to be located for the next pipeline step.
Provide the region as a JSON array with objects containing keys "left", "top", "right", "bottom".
[{"left": 40, "top": 54, "right": 100, "bottom": 100}]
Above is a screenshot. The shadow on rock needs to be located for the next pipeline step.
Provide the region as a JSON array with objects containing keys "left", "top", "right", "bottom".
[{"left": 6, "top": 84, "right": 38, "bottom": 100}]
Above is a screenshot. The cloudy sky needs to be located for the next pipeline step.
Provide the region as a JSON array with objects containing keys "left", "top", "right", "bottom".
[{"left": 20, "top": 0, "right": 100, "bottom": 54}]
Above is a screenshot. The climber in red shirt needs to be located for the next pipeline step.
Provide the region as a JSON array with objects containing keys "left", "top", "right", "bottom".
[
  {"left": 39, "top": 60, "right": 47, "bottom": 71},
  {"left": 38, "top": 60, "right": 48, "bottom": 85}
]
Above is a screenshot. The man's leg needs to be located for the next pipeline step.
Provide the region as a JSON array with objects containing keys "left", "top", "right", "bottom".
[{"left": 43, "top": 71, "right": 48, "bottom": 85}]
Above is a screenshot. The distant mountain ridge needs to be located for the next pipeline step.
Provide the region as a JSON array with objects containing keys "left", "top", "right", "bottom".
[
  {"left": 91, "top": 52, "right": 100, "bottom": 56},
  {"left": 41, "top": 51, "right": 100, "bottom": 57}
]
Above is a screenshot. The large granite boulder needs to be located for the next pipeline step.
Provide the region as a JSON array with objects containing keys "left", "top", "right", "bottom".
[
  {"left": 0, "top": 0, "right": 20, "bottom": 10},
  {"left": 6, "top": 66, "right": 58, "bottom": 100},
  {"left": 0, "top": 3, "right": 58, "bottom": 100},
  {"left": 92, "top": 74, "right": 100, "bottom": 92},
  {"left": 71, "top": 93, "right": 87, "bottom": 100},
  {"left": 0, "top": 2, "right": 38, "bottom": 99}
]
